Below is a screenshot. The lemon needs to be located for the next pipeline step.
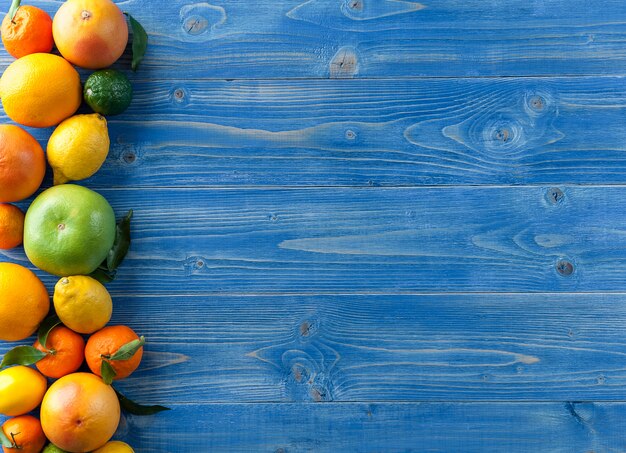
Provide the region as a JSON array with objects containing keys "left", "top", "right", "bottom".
[
  {"left": 93, "top": 441, "right": 135, "bottom": 453},
  {"left": 0, "top": 366, "right": 47, "bottom": 416},
  {"left": 54, "top": 276, "right": 112, "bottom": 334},
  {"left": 47, "top": 114, "right": 110, "bottom": 185}
]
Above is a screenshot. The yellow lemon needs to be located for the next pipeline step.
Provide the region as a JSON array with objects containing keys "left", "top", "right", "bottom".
[
  {"left": 47, "top": 114, "right": 110, "bottom": 185},
  {"left": 0, "top": 366, "right": 47, "bottom": 416},
  {"left": 93, "top": 441, "right": 135, "bottom": 453},
  {"left": 53, "top": 275, "right": 112, "bottom": 334},
  {"left": 0, "top": 53, "right": 81, "bottom": 128}
]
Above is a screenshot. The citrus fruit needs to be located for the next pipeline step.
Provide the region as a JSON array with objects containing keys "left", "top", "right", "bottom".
[
  {"left": 1, "top": 4, "right": 53, "bottom": 58},
  {"left": 0, "top": 125, "right": 46, "bottom": 202},
  {"left": 0, "top": 204, "right": 24, "bottom": 249},
  {"left": 1, "top": 415, "right": 46, "bottom": 453},
  {"left": 33, "top": 326, "right": 86, "bottom": 378},
  {"left": 84, "top": 69, "right": 133, "bottom": 115},
  {"left": 0, "top": 262, "right": 49, "bottom": 342},
  {"left": 23, "top": 184, "right": 116, "bottom": 276},
  {"left": 40, "top": 373, "right": 120, "bottom": 453},
  {"left": 93, "top": 441, "right": 135, "bottom": 453},
  {"left": 0, "top": 53, "right": 82, "bottom": 128},
  {"left": 52, "top": 0, "right": 128, "bottom": 69},
  {"left": 86, "top": 325, "right": 143, "bottom": 380},
  {"left": 42, "top": 444, "right": 70, "bottom": 453},
  {"left": 0, "top": 366, "right": 47, "bottom": 416},
  {"left": 53, "top": 276, "right": 112, "bottom": 334},
  {"left": 47, "top": 114, "right": 110, "bottom": 185}
]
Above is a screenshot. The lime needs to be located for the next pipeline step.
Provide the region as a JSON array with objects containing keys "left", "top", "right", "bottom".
[
  {"left": 84, "top": 69, "right": 132, "bottom": 115},
  {"left": 23, "top": 184, "right": 116, "bottom": 276},
  {"left": 43, "top": 444, "right": 70, "bottom": 453}
]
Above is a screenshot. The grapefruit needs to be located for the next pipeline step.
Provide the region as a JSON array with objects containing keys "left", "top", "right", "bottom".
[
  {"left": 53, "top": 0, "right": 128, "bottom": 69},
  {"left": 0, "top": 204, "right": 25, "bottom": 249},
  {"left": 40, "top": 373, "right": 120, "bottom": 453},
  {"left": 0, "top": 125, "right": 46, "bottom": 202},
  {"left": 23, "top": 184, "right": 116, "bottom": 276}
]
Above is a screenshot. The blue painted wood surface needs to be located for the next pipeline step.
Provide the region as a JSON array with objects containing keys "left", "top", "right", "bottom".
[{"left": 1, "top": 0, "right": 626, "bottom": 451}]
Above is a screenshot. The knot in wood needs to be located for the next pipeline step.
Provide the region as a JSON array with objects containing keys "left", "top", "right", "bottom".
[{"left": 556, "top": 259, "right": 574, "bottom": 276}]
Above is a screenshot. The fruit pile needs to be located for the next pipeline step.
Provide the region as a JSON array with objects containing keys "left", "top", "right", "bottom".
[{"left": 0, "top": 1, "right": 165, "bottom": 452}]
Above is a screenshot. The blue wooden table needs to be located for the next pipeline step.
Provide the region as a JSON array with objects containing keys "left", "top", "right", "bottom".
[{"left": 4, "top": 0, "right": 626, "bottom": 451}]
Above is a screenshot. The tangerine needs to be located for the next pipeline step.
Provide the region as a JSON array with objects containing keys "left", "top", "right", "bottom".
[
  {"left": 1, "top": 5, "right": 53, "bottom": 58},
  {"left": 34, "top": 326, "right": 86, "bottom": 379},
  {"left": 1, "top": 415, "right": 46, "bottom": 453},
  {"left": 85, "top": 325, "right": 143, "bottom": 380}
]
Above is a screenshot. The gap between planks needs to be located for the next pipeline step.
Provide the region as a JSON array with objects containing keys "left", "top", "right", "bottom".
[{"left": 93, "top": 184, "right": 626, "bottom": 191}]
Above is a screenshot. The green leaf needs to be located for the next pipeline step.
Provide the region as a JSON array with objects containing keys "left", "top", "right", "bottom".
[
  {"left": 8, "top": 0, "right": 21, "bottom": 21},
  {"left": 110, "top": 336, "right": 145, "bottom": 361},
  {"left": 0, "top": 346, "right": 47, "bottom": 369},
  {"left": 101, "top": 360, "right": 117, "bottom": 385},
  {"left": 0, "top": 428, "right": 12, "bottom": 448},
  {"left": 37, "top": 314, "right": 61, "bottom": 350},
  {"left": 107, "top": 210, "right": 133, "bottom": 272},
  {"left": 124, "top": 13, "right": 148, "bottom": 71},
  {"left": 89, "top": 265, "right": 116, "bottom": 284},
  {"left": 114, "top": 389, "right": 170, "bottom": 416}
]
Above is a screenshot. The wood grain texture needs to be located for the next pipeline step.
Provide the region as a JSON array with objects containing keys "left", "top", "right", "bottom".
[
  {"left": 15, "top": 77, "right": 626, "bottom": 187},
  {"left": 3, "top": 185, "right": 625, "bottom": 294},
  {"left": 0, "top": 293, "right": 624, "bottom": 404},
  {"left": 1, "top": 0, "right": 625, "bottom": 451},
  {"left": 4, "top": 0, "right": 626, "bottom": 78},
  {"left": 97, "top": 402, "right": 626, "bottom": 452}
]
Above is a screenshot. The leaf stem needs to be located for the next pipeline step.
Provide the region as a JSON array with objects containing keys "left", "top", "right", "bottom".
[{"left": 8, "top": 0, "right": 20, "bottom": 21}]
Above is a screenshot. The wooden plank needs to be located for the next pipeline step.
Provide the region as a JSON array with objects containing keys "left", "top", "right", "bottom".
[
  {"left": 4, "top": 0, "right": 626, "bottom": 78},
  {"left": 4, "top": 185, "right": 626, "bottom": 294},
  {"left": 4, "top": 293, "right": 626, "bottom": 403},
  {"left": 74, "top": 402, "right": 626, "bottom": 452},
  {"left": 17, "top": 77, "right": 626, "bottom": 188}
]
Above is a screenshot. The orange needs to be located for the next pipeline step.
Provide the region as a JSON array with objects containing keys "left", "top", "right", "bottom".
[
  {"left": 0, "top": 125, "right": 45, "bottom": 202},
  {"left": 34, "top": 326, "right": 86, "bottom": 379},
  {"left": 85, "top": 325, "right": 143, "bottom": 380},
  {"left": 53, "top": 0, "right": 128, "bottom": 69},
  {"left": 0, "top": 53, "right": 82, "bottom": 128},
  {"left": 40, "top": 373, "right": 120, "bottom": 453},
  {"left": 0, "top": 204, "right": 24, "bottom": 249},
  {"left": 0, "top": 263, "right": 49, "bottom": 342},
  {"left": 1, "top": 5, "right": 53, "bottom": 58},
  {"left": 1, "top": 415, "right": 46, "bottom": 453}
]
